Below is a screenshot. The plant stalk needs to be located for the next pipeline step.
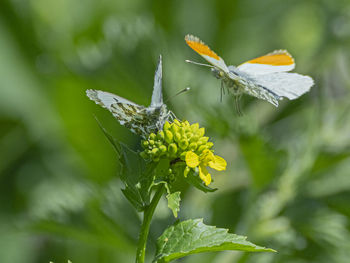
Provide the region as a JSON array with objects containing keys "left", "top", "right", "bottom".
[{"left": 135, "top": 185, "right": 165, "bottom": 263}]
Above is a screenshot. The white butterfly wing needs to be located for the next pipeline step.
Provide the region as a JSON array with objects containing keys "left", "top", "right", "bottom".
[
  {"left": 250, "top": 72, "right": 314, "bottom": 100},
  {"left": 86, "top": 89, "right": 150, "bottom": 135},
  {"left": 86, "top": 89, "right": 139, "bottom": 109},
  {"left": 150, "top": 55, "right": 163, "bottom": 108},
  {"left": 238, "top": 63, "right": 295, "bottom": 75},
  {"left": 237, "top": 50, "right": 295, "bottom": 75},
  {"left": 185, "top": 34, "right": 230, "bottom": 73}
]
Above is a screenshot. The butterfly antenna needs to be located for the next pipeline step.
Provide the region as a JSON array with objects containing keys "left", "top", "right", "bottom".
[
  {"left": 165, "top": 87, "right": 191, "bottom": 103},
  {"left": 185, "top": 60, "right": 214, "bottom": 68}
]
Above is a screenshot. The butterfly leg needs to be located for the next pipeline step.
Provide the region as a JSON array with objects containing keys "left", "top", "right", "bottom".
[
  {"left": 234, "top": 95, "right": 243, "bottom": 116},
  {"left": 169, "top": 110, "right": 177, "bottom": 121},
  {"left": 220, "top": 81, "right": 225, "bottom": 102}
]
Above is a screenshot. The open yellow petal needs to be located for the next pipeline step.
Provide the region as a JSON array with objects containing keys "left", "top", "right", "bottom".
[
  {"left": 208, "top": 155, "right": 227, "bottom": 171},
  {"left": 185, "top": 151, "right": 199, "bottom": 168},
  {"left": 199, "top": 165, "right": 211, "bottom": 185}
]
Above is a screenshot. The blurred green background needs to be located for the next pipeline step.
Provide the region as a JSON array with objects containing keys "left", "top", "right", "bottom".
[{"left": 1, "top": 0, "right": 350, "bottom": 262}]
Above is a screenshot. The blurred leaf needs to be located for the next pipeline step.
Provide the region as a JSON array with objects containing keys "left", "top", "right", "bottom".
[
  {"left": 153, "top": 218, "right": 275, "bottom": 262},
  {"left": 310, "top": 151, "right": 350, "bottom": 174},
  {"left": 306, "top": 158, "right": 350, "bottom": 197},
  {"left": 239, "top": 135, "right": 283, "bottom": 189},
  {"left": 34, "top": 220, "right": 134, "bottom": 252}
]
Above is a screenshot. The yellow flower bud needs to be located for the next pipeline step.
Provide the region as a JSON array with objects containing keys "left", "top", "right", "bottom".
[
  {"left": 159, "top": 145, "right": 167, "bottom": 153},
  {"left": 168, "top": 143, "right": 178, "bottom": 155},
  {"left": 171, "top": 123, "right": 179, "bottom": 134},
  {"left": 190, "top": 135, "right": 199, "bottom": 143},
  {"left": 142, "top": 140, "right": 149, "bottom": 148},
  {"left": 197, "top": 145, "right": 207, "bottom": 153},
  {"left": 186, "top": 132, "right": 193, "bottom": 139},
  {"left": 174, "top": 132, "right": 182, "bottom": 143},
  {"left": 164, "top": 130, "right": 174, "bottom": 144},
  {"left": 163, "top": 121, "right": 171, "bottom": 131},
  {"left": 179, "top": 139, "right": 189, "bottom": 150},
  {"left": 149, "top": 140, "right": 155, "bottom": 146},
  {"left": 198, "top": 136, "right": 209, "bottom": 145},
  {"left": 196, "top": 128, "right": 205, "bottom": 137},
  {"left": 157, "top": 131, "right": 165, "bottom": 140},
  {"left": 151, "top": 148, "right": 159, "bottom": 155},
  {"left": 190, "top": 123, "right": 199, "bottom": 132},
  {"left": 206, "top": 142, "right": 214, "bottom": 149},
  {"left": 173, "top": 119, "right": 181, "bottom": 126},
  {"left": 188, "top": 142, "right": 197, "bottom": 151},
  {"left": 149, "top": 133, "right": 156, "bottom": 140}
]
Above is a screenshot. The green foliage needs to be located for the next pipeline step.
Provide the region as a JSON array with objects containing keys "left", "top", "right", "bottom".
[
  {"left": 119, "top": 142, "right": 155, "bottom": 211},
  {"left": 154, "top": 219, "right": 275, "bottom": 262},
  {"left": 97, "top": 121, "right": 155, "bottom": 211},
  {"left": 239, "top": 134, "right": 283, "bottom": 189},
  {"left": 1, "top": 0, "right": 350, "bottom": 263}
]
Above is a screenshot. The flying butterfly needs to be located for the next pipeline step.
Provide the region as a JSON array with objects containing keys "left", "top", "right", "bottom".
[
  {"left": 185, "top": 34, "right": 314, "bottom": 114},
  {"left": 87, "top": 55, "right": 175, "bottom": 138}
]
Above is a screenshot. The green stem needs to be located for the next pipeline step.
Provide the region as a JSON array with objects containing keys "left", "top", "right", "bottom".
[{"left": 135, "top": 185, "right": 165, "bottom": 263}]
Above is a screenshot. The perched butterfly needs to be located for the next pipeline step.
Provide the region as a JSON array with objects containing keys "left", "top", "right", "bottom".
[
  {"left": 87, "top": 55, "right": 175, "bottom": 138},
  {"left": 185, "top": 34, "right": 314, "bottom": 114}
]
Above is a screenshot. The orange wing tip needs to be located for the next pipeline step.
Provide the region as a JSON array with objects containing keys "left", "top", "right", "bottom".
[
  {"left": 185, "top": 34, "right": 220, "bottom": 60},
  {"left": 269, "top": 49, "right": 295, "bottom": 62},
  {"left": 246, "top": 50, "right": 295, "bottom": 66}
]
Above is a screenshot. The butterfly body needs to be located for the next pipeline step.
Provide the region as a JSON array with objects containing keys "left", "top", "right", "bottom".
[
  {"left": 87, "top": 55, "right": 173, "bottom": 138},
  {"left": 210, "top": 65, "right": 281, "bottom": 106},
  {"left": 185, "top": 34, "right": 314, "bottom": 108}
]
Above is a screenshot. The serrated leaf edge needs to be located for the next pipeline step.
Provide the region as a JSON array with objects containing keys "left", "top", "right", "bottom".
[{"left": 154, "top": 219, "right": 276, "bottom": 263}]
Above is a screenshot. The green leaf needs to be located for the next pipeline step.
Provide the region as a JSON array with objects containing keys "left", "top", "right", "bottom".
[
  {"left": 153, "top": 159, "right": 171, "bottom": 180},
  {"left": 166, "top": 192, "right": 181, "bottom": 218},
  {"left": 154, "top": 218, "right": 276, "bottom": 263},
  {"left": 95, "top": 119, "right": 157, "bottom": 211},
  {"left": 119, "top": 142, "right": 157, "bottom": 211},
  {"left": 94, "top": 116, "right": 121, "bottom": 155},
  {"left": 185, "top": 169, "right": 217, "bottom": 193}
]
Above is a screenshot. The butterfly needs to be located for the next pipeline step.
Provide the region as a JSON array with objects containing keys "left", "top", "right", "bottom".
[
  {"left": 185, "top": 34, "right": 314, "bottom": 114},
  {"left": 87, "top": 55, "right": 175, "bottom": 138}
]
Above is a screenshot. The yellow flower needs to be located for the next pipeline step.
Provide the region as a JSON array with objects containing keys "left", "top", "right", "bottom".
[{"left": 185, "top": 149, "right": 227, "bottom": 185}]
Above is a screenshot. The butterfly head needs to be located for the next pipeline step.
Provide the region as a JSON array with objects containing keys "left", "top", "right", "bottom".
[{"left": 211, "top": 67, "right": 226, "bottom": 80}]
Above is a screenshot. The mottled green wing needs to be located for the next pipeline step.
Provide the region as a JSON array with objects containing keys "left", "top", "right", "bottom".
[{"left": 87, "top": 89, "right": 169, "bottom": 138}]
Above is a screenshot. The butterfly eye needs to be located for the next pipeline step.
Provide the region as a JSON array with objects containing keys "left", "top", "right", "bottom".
[{"left": 219, "top": 71, "right": 224, "bottom": 77}]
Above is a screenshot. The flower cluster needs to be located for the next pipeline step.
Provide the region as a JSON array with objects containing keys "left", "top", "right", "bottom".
[{"left": 140, "top": 120, "right": 226, "bottom": 185}]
